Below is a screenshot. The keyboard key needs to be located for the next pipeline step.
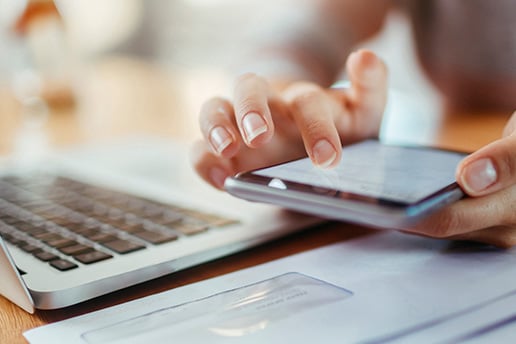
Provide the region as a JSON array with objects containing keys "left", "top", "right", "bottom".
[
  {"left": 133, "top": 230, "right": 178, "bottom": 245},
  {"left": 34, "top": 251, "right": 59, "bottom": 262},
  {"left": 19, "top": 243, "right": 42, "bottom": 254},
  {"left": 101, "top": 239, "right": 145, "bottom": 254},
  {"left": 190, "top": 213, "right": 238, "bottom": 227},
  {"left": 0, "top": 233, "right": 14, "bottom": 242},
  {"left": 170, "top": 222, "right": 208, "bottom": 236},
  {"left": 34, "top": 232, "right": 62, "bottom": 242},
  {"left": 16, "top": 223, "right": 47, "bottom": 236},
  {"left": 115, "top": 222, "right": 145, "bottom": 233},
  {"left": 67, "top": 226, "right": 99, "bottom": 236},
  {"left": 46, "top": 238, "right": 78, "bottom": 249},
  {"left": 1, "top": 215, "right": 22, "bottom": 225},
  {"left": 8, "top": 237, "right": 27, "bottom": 246},
  {"left": 84, "top": 232, "right": 118, "bottom": 243},
  {"left": 50, "top": 259, "right": 78, "bottom": 271},
  {"left": 149, "top": 212, "right": 183, "bottom": 226},
  {"left": 74, "top": 250, "right": 113, "bottom": 264},
  {"left": 59, "top": 243, "right": 94, "bottom": 256}
]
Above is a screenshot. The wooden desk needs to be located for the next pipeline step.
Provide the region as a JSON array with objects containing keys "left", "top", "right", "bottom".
[{"left": 0, "top": 56, "right": 511, "bottom": 344}]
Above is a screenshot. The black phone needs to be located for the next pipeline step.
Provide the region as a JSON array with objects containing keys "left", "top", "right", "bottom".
[{"left": 225, "top": 140, "right": 467, "bottom": 229}]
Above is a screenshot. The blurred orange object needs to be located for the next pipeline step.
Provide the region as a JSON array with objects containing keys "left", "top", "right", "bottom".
[
  {"left": 14, "top": 0, "right": 61, "bottom": 35},
  {"left": 13, "top": 0, "right": 75, "bottom": 109}
]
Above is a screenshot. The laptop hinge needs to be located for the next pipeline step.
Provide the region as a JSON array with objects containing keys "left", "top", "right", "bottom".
[{"left": 0, "top": 236, "right": 35, "bottom": 313}]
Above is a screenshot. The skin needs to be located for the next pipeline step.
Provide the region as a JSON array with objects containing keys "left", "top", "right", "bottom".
[{"left": 191, "top": 0, "right": 516, "bottom": 248}]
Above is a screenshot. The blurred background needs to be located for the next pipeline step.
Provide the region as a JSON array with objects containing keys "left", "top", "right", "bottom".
[{"left": 0, "top": 0, "right": 441, "bottom": 157}]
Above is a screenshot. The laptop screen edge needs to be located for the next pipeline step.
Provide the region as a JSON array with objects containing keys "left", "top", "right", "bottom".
[{"left": 0, "top": 236, "right": 35, "bottom": 313}]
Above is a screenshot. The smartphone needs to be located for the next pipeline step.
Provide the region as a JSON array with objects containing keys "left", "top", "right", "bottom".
[{"left": 225, "top": 140, "right": 467, "bottom": 229}]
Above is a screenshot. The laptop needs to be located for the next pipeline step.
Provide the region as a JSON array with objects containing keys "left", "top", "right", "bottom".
[{"left": 0, "top": 137, "right": 321, "bottom": 313}]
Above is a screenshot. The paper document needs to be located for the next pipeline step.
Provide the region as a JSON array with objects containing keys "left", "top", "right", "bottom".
[
  {"left": 24, "top": 231, "right": 516, "bottom": 344},
  {"left": 394, "top": 290, "right": 516, "bottom": 343},
  {"left": 81, "top": 273, "right": 352, "bottom": 344}
]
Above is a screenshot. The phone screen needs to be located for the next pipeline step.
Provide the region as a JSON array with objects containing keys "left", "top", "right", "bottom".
[{"left": 252, "top": 140, "right": 466, "bottom": 204}]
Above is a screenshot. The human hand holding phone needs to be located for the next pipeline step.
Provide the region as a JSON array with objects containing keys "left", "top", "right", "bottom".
[
  {"left": 225, "top": 140, "right": 466, "bottom": 229},
  {"left": 191, "top": 46, "right": 516, "bottom": 248}
]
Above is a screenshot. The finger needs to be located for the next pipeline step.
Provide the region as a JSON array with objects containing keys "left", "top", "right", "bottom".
[
  {"left": 405, "top": 185, "right": 516, "bottom": 238},
  {"left": 344, "top": 49, "right": 388, "bottom": 132},
  {"left": 190, "top": 140, "right": 233, "bottom": 190},
  {"left": 402, "top": 225, "right": 516, "bottom": 249},
  {"left": 282, "top": 82, "right": 342, "bottom": 168},
  {"left": 199, "top": 97, "right": 241, "bottom": 158},
  {"left": 456, "top": 133, "right": 516, "bottom": 196},
  {"left": 233, "top": 73, "right": 275, "bottom": 147},
  {"left": 502, "top": 110, "right": 516, "bottom": 137},
  {"left": 450, "top": 226, "right": 516, "bottom": 249}
]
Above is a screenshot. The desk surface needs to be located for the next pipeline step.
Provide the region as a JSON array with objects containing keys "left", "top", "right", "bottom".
[{"left": 0, "top": 56, "right": 511, "bottom": 344}]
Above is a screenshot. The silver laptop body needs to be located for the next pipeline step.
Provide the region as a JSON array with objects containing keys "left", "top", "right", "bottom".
[{"left": 0, "top": 138, "right": 320, "bottom": 313}]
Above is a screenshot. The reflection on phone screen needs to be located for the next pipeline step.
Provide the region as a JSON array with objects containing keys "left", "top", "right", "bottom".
[{"left": 253, "top": 141, "right": 465, "bottom": 204}]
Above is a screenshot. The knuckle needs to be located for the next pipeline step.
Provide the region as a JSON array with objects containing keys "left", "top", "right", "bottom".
[
  {"left": 235, "top": 72, "right": 258, "bottom": 85},
  {"left": 500, "top": 233, "right": 516, "bottom": 248},
  {"left": 303, "top": 118, "right": 328, "bottom": 137},
  {"left": 238, "top": 97, "right": 261, "bottom": 114},
  {"left": 499, "top": 186, "right": 516, "bottom": 225},
  {"left": 200, "top": 97, "right": 231, "bottom": 123},
  {"left": 425, "top": 211, "right": 464, "bottom": 239},
  {"left": 291, "top": 90, "right": 324, "bottom": 111},
  {"left": 500, "top": 150, "right": 516, "bottom": 184},
  {"left": 486, "top": 136, "right": 516, "bottom": 187},
  {"left": 292, "top": 92, "right": 319, "bottom": 110},
  {"left": 284, "top": 82, "right": 324, "bottom": 107},
  {"left": 201, "top": 96, "right": 229, "bottom": 113},
  {"left": 430, "top": 225, "right": 454, "bottom": 239},
  {"left": 468, "top": 226, "right": 516, "bottom": 249},
  {"left": 494, "top": 233, "right": 516, "bottom": 249}
]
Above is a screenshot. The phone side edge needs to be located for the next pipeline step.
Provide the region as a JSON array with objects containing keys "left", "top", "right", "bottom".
[{"left": 225, "top": 177, "right": 415, "bottom": 229}]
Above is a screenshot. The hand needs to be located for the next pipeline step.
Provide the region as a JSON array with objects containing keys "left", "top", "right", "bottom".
[
  {"left": 191, "top": 50, "right": 388, "bottom": 189},
  {"left": 406, "top": 110, "right": 516, "bottom": 248}
]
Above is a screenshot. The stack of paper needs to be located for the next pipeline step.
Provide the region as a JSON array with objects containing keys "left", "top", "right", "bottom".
[{"left": 24, "top": 231, "right": 516, "bottom": 343}]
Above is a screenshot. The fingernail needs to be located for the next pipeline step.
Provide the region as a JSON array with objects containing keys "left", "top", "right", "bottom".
[
  {"left": 210, "top": 126, "right": 232, "bottom": 155},
  {"left": 209, "top": 167, "right": 228, "bottom": 189},
  {"left": 242, "top": 112, "right": 268, "bottom": 143},
  {"left": 360, "top": 55, "right": 379, "bottom": 79},
  {"left": 350, "top": 50, "right": 379, "bottom": 81},
  {"left": 312, "top": 139, "right": 337, "bottom": 168},
  {"left": 461, "top": 158, "right": 497, "bottom": 193},
  {"left": 360, "top": 50, "right": 378, "bottom": 67}
]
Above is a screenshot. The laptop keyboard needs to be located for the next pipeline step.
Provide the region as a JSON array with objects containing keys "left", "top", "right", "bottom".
[{"left": 0, "top": 175, "right": 237, "bottom": 271}]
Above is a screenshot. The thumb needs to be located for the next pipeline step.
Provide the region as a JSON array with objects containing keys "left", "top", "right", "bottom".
[
  {"left": 502, "top": 110, "right": 516, "bottom": 138},
  {"left": 456, "top": 132, "right": 516, "bottom": 197}
]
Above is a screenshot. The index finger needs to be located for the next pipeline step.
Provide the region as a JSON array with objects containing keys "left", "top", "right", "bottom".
[{"left": 233, "top": 73, "right": 275, "bottom": 147}]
